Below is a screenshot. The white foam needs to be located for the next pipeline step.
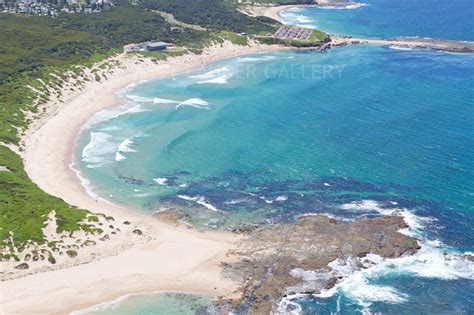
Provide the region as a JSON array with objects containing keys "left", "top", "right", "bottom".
[
  {"left": 284, "top": 199, "right": 474, "bottom": 311},
  {"left": 121, "top": 79, "right": 148, "bottom": 94},
  {"left": 276, "top": 295, "right": 303, "bottom": 315},
  {"left": 153, "top": 177, "right": 168, "bottom": 185},
  {"left": 318, "top": 2, "right": 368, "bottom": 10},
  {"left": 191, "top": 66, "right": 234, "bottom": 85},
  {"left": 131, "top": 192, "right": 153, "bottom": 198},
  {"left": 224, "top": 198, "right": 249, "bottom": 205},
  {"left": 237, "top": 55, "right": 277, "bottom": 62},
  {"left": 176, "top": 98, "right": 210, "bottom": 109},
  {"left": 190, "top": 66, "right": 231, "bottom": 80},
  {"left": 82, "top": 132, "right": 116, "bottom": 167},
  {"left": 296, "top": 15, "right": 315, "bottom": 24},
  {"left": 82, "top": 104, "right": 146, "bottom": 131},
  {"left": 298, "top": 212, "right": 353, "bottom": 222},
  {"left": 274, "top": 201, "right": 469, "bottom": 314},
  {"left": 126, "top": 94, "right": 154, "bottom": 103},
  {"left": 340, "top": 199, "right": 433, "bottom": 236},
  {"left": 325, "top": 244, "right": 474, "bottom": 309},
  {"left": 115, "top": 138, "right": 136, "bottom": 162},
  {"left": 153, "top": 97, "right": 179, "bottom": 104},
  {"left": 125, "top": 95, "right": 180, "bottom": 105},
  {"left": 70, "top": 294, "right": 131, "bottom": 314},
  {"left": 326, "top": 257, "right": 408, "bottom": 305},
  {"left": 69, "top": 161, "right": 113, "bottom": 205},
  {"left": 115, "top": 152, "right": 126, "bottom": 161},
  {"left": 177, "top": 194, "right": 220, "bottom": 212},
  {"left": 389, "top": 45, "right": 415, "bottom": 51},
  {"left": 197, "top": 76, "right": 229, "bottom": 85},
  {"left": 117, "top": 138, "right": 135, "bottom": 153}
]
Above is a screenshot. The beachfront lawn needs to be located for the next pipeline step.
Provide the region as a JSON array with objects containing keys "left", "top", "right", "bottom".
[{"left": 308, "top": 29, "right": 331, "bottom": 42}]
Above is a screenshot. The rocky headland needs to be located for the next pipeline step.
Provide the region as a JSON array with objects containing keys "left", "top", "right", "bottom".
[
  {"left": 327, "top": 36, "right": 474, "bottom": 54},
  {"left": 217, "top": 215, "right": 420, "bottom": 313}
]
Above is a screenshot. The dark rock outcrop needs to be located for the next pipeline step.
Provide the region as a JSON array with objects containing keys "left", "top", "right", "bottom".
[
  {"left": 14, "top": 263, "right": 29, "bottom": 270},
  {"left": 132, "top": 229, "right": 143, "bottom": 235},
  {"left": 152, "top": 208, "right": 187, "bottom": 225},
  {"left": 222, "top": 215, "right": 420, "bottom": 313}
]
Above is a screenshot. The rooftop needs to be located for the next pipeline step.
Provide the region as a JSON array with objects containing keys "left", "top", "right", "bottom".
[{"left": 147, "top": 41, "right": 169, "bottom": 47}]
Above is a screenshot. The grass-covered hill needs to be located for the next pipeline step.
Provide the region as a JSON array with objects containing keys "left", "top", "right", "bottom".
[{"left": 139, "top": 0, "right": 278, "bottom": 34}]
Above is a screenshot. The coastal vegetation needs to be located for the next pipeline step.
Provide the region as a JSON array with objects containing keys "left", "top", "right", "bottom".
[
  {"left": 138, "top": 0, "right": 278, "bottom": 34},
  {"left": 0, "top": 146, "right": 101, "bottom": 255}
]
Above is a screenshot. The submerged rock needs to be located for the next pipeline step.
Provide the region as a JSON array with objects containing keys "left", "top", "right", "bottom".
[
  {"left": 152, "top": 208, "right": 187, "bottom": 225},
  {"left": 221, "top": 215, "right": 420, "bottom": 313}
]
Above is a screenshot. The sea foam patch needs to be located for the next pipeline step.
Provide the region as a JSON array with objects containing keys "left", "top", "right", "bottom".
[
  {"left": 153, "top": 177, "right": 168, "bottom": 185},
  {"left": 318, "top": 2, "right": 368, "bottom": 9},
  {"left": 177, "top": 194, "right": 221, "bottom": 212},
  {"left": 82, "top": 132, "right": 117, "bottom": 167},
  {"left": 237, "top": 55, "right": 278, "bottom": 63},
  {"left": 285, "top": 199, "right": 474, "bottom": 311},
  {"left": 190, "top": 66, "right": 231, "bottom": 80},
  {"left": 82, "top": 103, "right": 147, "bottom": 131},
  {"left": 190, "top": 66, "right": 234, "bottom": 84},
  {"left": 176, "top": 98, "right": 211, "bottom": 109},
  {"left": 115, "top": 138, "right": 136, "bottom": 162}
]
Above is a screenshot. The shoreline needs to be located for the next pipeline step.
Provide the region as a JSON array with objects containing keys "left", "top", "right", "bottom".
[
  {"left": 2, "top": 41, "right": 288, "bottom": 315},
  {"left": 241, "top": 4, "right": 302, "bottom": 22}
]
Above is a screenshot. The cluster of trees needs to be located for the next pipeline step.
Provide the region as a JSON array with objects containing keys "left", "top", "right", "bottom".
[{"left": 139, "top": 0, "right": 279, "bottom": 34}]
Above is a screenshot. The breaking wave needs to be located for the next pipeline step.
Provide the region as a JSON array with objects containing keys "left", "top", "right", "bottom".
[
  {"left": 153, "top": 97, "right": 179, "bottom": 104},
  {"left": 191, "top": 66, "right": 234, "bottom": 85},
  {"left": 281, "top": 200, "right": 474, "bottom": 312},
  {"left": 81, "top": 132, "right": 116, "bottom": 167},
  {"left": 176, "top": 98, "right": 210, "bottom": 109},
  {"left": 318, "top": 2, "right": 368, "bottom": 10},
  {"left": 237, "top": 55, "right": 278, "bottom": 63},
  {"left": 127, "top": 94, "right": 179, "bottom": 104},
  {"left": 153, "top": 177, "right": 169, "bottom": 185},
  {"left": 115, "top": 138, "right": 136, "bottom": 162},
  {"left": 197, "top": 76, "right": 229, "bottom": 85},
  {"left": 389, "top": 45, "right": 416, "bottom": 51},
  {"left": 177, "top": 194, "right": 221, "bottom": 212},
  {"left": 190, "top": 66, "right": 231, "bottom": 80},
  {"left": 82, "top": 104, "right": 147, "bottom": 130}
]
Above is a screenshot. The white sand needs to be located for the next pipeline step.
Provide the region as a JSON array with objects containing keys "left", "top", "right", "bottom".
[
  {"left": 2, "top": 41, "right": 285, "bottom": 315},
  {"left": 241, "top": 4, "right": 300, "bottom": 22}
]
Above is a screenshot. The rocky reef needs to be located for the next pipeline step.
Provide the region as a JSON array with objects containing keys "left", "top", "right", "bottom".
[
  {"left": 219, "top": 215, "right": 420, "bottom": 314},
  {"left": 394, "top": 37, "right": 474, "bottom": 53}
]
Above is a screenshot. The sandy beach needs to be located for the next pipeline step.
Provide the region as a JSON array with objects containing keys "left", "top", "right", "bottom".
[
  {"left": 241, "top": 4, "right": 299, "bottom": 22},
  {"left": 1, "top": 41, "right": 286, "bottom": 315}
]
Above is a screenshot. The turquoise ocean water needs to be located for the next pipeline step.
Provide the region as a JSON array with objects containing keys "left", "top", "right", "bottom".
[{"left": 74, "top": 0, "right": 474, "bottom": 313}]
